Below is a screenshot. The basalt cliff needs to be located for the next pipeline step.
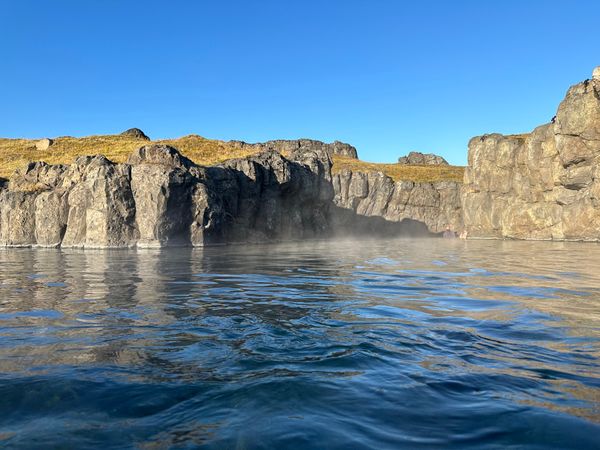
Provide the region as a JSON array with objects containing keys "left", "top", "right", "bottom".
[
  {"left": 462, "top": 69, "right": 600, "bottom": 240},
  {"left": 0, "top": 145, "right": 337, "bottom": 248},
  {"left": 1, "top": 69, "right": 599, "bottom": 247}
]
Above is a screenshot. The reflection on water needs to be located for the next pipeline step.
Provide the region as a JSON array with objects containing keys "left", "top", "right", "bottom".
[{"left": 0, "top": 239, "right": 599, "bottom": 448}]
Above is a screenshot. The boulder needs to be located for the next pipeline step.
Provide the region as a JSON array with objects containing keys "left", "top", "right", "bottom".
[
  {"left": 35, "top": 138, "right": 53, "bottom": 151},
  {"left": 120, "top": 128, "right": 150, "bottom": 140},
  {"left": 398, "top": 151, "right": 448, "bottom": 165}
]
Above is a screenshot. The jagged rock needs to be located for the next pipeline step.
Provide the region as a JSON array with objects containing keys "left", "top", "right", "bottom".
[
  {"left": 61, "top": 155, "right": 138, "bottom": 248},
  {"left": 0, "top": 144, "right": 336, "bottom": 247},
  {"left": 398, "top": 151, "right": 448, "bottom": 165},
  {"left": 593, "top": 66, "right": 600, "bottom": 81},
  {"left": 228, "top": 138, "right": 358, "bottom": 159},
  {"left": 35, "top": 138, "right": 53, "bottom": 151},
  {"left": 127, "top": 144, "right": 193, "bottom": 168},
  {"left": 332, "top": 169, "right": 462, "bottom": 234},
  {"left": 462, "top": 74, "right": 600, "bottom": 240},
  {"left": 120, "top": 128, "right": 150, "bottom": 140}
]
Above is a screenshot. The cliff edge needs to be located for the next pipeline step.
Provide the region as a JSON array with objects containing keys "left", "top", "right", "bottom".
[{"left": 462, "top": 68, "right": 600, "bottom": 240}]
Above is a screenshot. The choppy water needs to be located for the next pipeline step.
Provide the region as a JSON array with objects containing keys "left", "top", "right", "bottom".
[{"left": 1, "top": 239, "right": 600, "bottom": 449}]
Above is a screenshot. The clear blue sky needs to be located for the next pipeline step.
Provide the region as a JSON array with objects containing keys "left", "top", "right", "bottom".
[{"left": 1, "top": 0, "right": 598, "bottom": 165}]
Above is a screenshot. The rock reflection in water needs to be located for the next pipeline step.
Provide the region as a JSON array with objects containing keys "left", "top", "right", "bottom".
[{"left": 0, "top": 239, "right": 599, "bottom": 449}]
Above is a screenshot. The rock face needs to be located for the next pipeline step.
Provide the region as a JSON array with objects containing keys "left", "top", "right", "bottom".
[
  {"left": 398, "top": 151, "right": 448, "bottom": 165},
  {"left": 332, "top": 170, "right": 462, "bottom": 235},
  {"left": 228, "top": 139, "right": 358, "bottom": 159},
  {"left": 462, "top": 72, "right": 600, "bottom": 240},
  {"left": 0, "top": 144, "right": 334, "bottom": 247},
  {"left": 120, "top": 128, "right": 150, "bottom": 140}
]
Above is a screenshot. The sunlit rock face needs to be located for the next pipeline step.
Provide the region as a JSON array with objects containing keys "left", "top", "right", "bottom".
[
  {"left": 227, "top": 138, "right": 358, "bottom": 159},
  {"left": 0, "top": 145, "right": 334, "bottom": 248},
  {"left": 398, "top": 151, "right": 448, "bottom": 165},
  {"left": 462, "top": 71, "right": 600, "bottom": 241},
  {"left": 332, "top": 170, "right": 463, "bottom": 235}
]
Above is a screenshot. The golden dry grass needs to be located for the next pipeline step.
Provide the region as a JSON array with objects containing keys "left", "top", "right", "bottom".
[
  {"left": 0, "top": 134, "right": 464, "bottom": 183},
  {"left": 0, "top": 134, "right": 259, "bottom": 179},
  {"left": 332, "top": 155, "right": 465, "bottom": 183},
  {"left": 505, "top": 133, "right": 531, "bottom": 140}
]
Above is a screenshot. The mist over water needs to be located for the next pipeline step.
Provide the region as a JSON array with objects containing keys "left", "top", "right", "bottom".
[{"left": 0, "top": 239, "right": 599, "bottom": 449}]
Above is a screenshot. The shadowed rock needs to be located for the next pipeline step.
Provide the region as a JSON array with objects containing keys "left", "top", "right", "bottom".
[
  {"left": 120, "top": 128, "right": 150, "bottom": 140},
  {"left": 0, "top": 145, "right": 337, "bottom": 248},
  {"left": 332, "top": 169, "right": 462, "bottom": 234}
]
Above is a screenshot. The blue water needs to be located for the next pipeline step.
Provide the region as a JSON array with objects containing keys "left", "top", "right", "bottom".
[{"left": 0, "top": 239, "right": 599, "bottom": 449}]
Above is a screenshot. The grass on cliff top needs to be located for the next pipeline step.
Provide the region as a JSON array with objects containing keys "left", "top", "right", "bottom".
[
  {"left": 0, "top": 134, "right": 465, "bottom": 183},
  {"left": 0, "top": 134, "right": 259, "bottom": 179},
  {"left": 332, "top": 155, "right": 465, "bottom": 183}
]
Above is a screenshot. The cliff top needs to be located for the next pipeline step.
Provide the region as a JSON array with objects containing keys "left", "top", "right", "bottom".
[
  {"left": 0, "top": 132, "right": 464, "bottom": 183},
  {"left": 332, "top": 155, "right": 464, "bottom": 183},
  {"left": 0, "top": 133, "right": 260, "bottom": 179}
]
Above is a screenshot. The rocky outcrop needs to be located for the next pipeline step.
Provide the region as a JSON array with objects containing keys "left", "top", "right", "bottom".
[
  {"left": 462, "top": 70, "right": 600, "bottom": 241},
  {"left": 0, "top": 144, "right": 334, "bottom": 247},
  {"left": 332, "top": 170, "right": 462, "bottom": 235},
  {"left": 398, "top": 151, "right": 448, "bottom": 165},
  {"left": 228, "top": 138, "right": 358, "bottom": 159},
  {"left": 120, "top": 128, "right": 150, "bottom": 140}
]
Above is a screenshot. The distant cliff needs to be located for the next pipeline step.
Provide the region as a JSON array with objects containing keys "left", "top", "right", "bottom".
[
  {"left": 227, "top": 139, "right": 358, "bottom": 159},
  {"left": 3, "top": 69, "right": 599, "bottom": 246},
  {"left": 332, "top": 170, "right": 462, "bottom": 235},
  {"left": 462, "top": 69, "right": 600, "bottom": 240}
]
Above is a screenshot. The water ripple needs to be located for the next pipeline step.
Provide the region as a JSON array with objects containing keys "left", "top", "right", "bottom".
[{"left": 0, "top": 239, "right": 599, "bottom": 448}]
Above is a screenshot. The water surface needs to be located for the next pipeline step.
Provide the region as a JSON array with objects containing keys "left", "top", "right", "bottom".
[{"left": 1, "top": 239, "right": 599, "bottom": 449}]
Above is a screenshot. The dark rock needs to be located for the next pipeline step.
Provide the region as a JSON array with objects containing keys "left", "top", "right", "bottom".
[
  {"left": 0, "top": 144, "right": 336, "bottom": 248},
  {"left": 398, "top": 151, "right": 448, "bottom": 165},
  {"left": 120, "top": 128, "right": 150, "bottom": 140}
]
